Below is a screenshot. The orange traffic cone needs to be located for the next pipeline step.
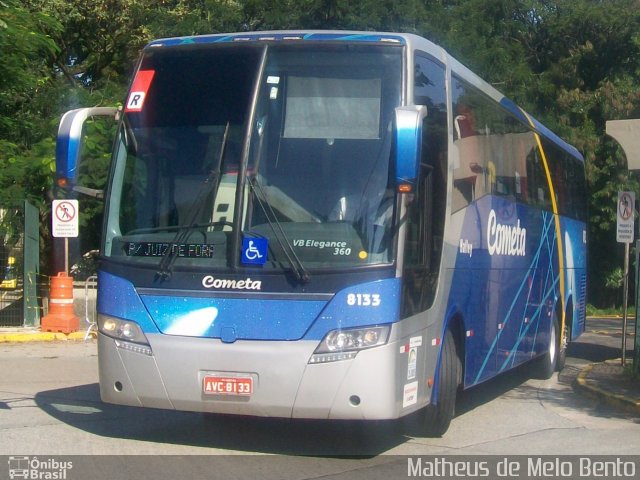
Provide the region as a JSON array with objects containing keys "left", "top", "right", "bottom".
[{"left": 41, "top": 272, "right": 79, "bottom": 333}]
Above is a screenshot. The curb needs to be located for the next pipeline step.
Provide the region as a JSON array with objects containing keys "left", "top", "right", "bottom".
[
  {"left": 0, "top": 331, "right": 90, "bottom": 343},
  {"left": 575, "top": 363, "right": 640, "bottom": 415}
]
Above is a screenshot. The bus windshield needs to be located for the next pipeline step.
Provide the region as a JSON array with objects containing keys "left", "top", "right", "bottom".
[{"left": 104, "top": 42, "right": 403, "bottom": 273}]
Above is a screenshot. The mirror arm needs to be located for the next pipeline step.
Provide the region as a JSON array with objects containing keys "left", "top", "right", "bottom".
[{"left": 72, "top": 186, "right": 104, "bottom": 199}]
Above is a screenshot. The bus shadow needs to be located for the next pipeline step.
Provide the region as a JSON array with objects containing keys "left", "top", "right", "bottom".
[
  {"left": 453, "top": 341, "right": 640, "bottom": 424},
  {"left": 34, "top": 384, "right": 406, "bottom": 456},
  {"left": 455, "top": 363, "right": 533, "bottom": 416},
  {"left": 567, "top": 340, "right": 627, "bottom": 363},
  {"left": 34, "top": 341, "right": 634, "bottom": 453}
]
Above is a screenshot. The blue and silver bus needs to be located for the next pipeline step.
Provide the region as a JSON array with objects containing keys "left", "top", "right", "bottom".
[{"left": 56, "top": 31, "right": 587, "bottom": 436}]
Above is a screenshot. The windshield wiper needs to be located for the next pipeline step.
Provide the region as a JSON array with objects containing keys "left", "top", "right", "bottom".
[
  {"left": 155, "top": 122, "right": 230, "bottom": 280},
  {"left": 248, "top": 176, "right": 310, "bottom": 283}
]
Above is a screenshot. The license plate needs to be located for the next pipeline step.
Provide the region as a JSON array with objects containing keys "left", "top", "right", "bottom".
[{"left": 203, "top": 375, "right": 253, "bottom": 396}]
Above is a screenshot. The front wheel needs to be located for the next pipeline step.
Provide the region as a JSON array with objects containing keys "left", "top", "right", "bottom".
[{"left": 421, "top": 328, "right": 461, "bottom": 437}]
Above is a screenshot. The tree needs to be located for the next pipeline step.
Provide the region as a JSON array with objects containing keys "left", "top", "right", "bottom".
[
  {"left": 0, "top": 1, "right": 64, "bottom": 273},
  {"left": 0, "top": 0, "right": 60, "bottom": 146},
  {"left": 1, "top": 0, "right": 639, "bottom": 302}
]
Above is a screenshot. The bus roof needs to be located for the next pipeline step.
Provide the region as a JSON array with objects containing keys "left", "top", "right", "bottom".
[{"left": 146, "top": 30, "right": 408, "bottom": 47}]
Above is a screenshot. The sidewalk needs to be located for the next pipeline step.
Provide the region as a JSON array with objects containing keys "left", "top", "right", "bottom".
[
  {"left": 0, "top": 328, "right": 89, "bottom": 342},
  {"left": 575, "top": 359, "right": 640, "bottom": 415}
]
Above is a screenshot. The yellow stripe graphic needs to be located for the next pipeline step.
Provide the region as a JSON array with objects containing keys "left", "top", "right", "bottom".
[{"left": 520, "top": 109, "right": 566, "bottom": 345}]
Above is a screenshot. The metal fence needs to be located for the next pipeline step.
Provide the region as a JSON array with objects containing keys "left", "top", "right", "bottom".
[
  {"left": 79, "top": 275, "right": 98, "bottom": 339},
  {"left": 0, "top": 201, "right": 40, "bottom": 328}
]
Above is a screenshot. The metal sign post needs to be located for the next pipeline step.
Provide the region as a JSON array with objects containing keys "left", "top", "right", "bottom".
[
  {"left": 52, "top": 199, "right": 79, "bottom": 273},
  {"left": 617, "top": 191, "right": 635, "bottom": 365},
  {"left": 607, "top": 120, "right": 640, "bottom": 373}
]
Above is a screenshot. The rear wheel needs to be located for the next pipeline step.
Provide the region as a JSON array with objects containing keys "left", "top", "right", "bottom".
[
  {"left": 533, "top": 317, "right": 559, "bottom": 379},
  {"left": 422, "top": 328, "right": 461, "bottom": 437}
]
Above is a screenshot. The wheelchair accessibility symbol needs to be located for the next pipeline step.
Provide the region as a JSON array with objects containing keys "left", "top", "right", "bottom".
[{"left": 242, "top": 237, "right": 268, "bottom": 265}]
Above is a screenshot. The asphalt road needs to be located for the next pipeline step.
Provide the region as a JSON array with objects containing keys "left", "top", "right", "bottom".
[{"left": 0, "top": 318, "right": 638, "bottom": 479}]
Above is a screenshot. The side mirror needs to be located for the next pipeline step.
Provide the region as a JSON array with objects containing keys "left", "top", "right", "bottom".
[
  {"left": 55, "top": 107, "right": 118, "bottom": 193},
  {"left": 394, "top": 105, "right": 427, "bottom": 190}
]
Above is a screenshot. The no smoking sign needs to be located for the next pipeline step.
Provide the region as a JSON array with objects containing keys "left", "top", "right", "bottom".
[{"left": 52, "top": 199, "right": 79, "bottom": 238}]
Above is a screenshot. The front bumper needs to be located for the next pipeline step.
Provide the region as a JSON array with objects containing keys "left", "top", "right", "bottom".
[{"left": 98, "top": 331, "right": 422, "bottom": 420}]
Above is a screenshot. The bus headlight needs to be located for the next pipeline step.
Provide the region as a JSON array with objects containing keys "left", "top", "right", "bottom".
[
  {"left": 98, "top": 314, "right": 150, "bottom": 346},
  {"left": 310, "top": 325, "right": 390, "bottom": 364}
]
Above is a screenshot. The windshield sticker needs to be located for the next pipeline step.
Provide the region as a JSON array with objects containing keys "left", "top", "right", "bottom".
[
  {"left": 125, "top": 69, "right": 155, "bottom": 112},
  {"left": 126, "top": 242, "right": 214, "bottom": 258},
  {"left": 292, "top": 239, "right": 353, "bottom": 256},
  {"left": 267, "top": 76, "right": 280, "bottom": 84},
  {"left": 241, "top": 237, "right": 268, "bottom": 265}
]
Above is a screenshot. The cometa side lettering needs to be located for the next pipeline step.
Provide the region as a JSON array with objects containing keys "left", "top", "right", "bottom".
[{"left": 487, "top": 209, "right": 527, "bottom": 257}]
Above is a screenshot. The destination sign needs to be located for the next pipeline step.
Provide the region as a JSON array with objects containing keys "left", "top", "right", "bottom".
[{"left": 126, "top": 242, "right": 214, "bottom": 258}]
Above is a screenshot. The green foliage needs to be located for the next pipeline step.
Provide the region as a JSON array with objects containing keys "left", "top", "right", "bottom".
[
  {"left": 0, "top": 1, "right": 62, "bottom": 273},
  {"left": 140, "top": 0, "right": 244, "bottom": 37},
  {"left": 26, "top": 0, "right": 150, "bottom": 88},
  {"left": 0, "top": 0, "right": 60, "bottom": 144},
  {"left": 1, "top": 0, "right": 640, "bottom": 301}
]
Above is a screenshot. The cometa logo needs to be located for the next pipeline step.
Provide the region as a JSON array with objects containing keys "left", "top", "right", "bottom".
[
  {"left": 487, "top": 209, "right": 527, "bottom": 257},
  {"left": 202, "top": 275, "right": 262, "bottom": 290}
]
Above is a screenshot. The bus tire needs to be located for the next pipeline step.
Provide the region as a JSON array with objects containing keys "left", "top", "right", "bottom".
[
  {"left": 422, "top": 328, "right": 460, "bottom": 437},
  {"left": 533, "top": 317, "right": 558, "bottom": 379}
]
